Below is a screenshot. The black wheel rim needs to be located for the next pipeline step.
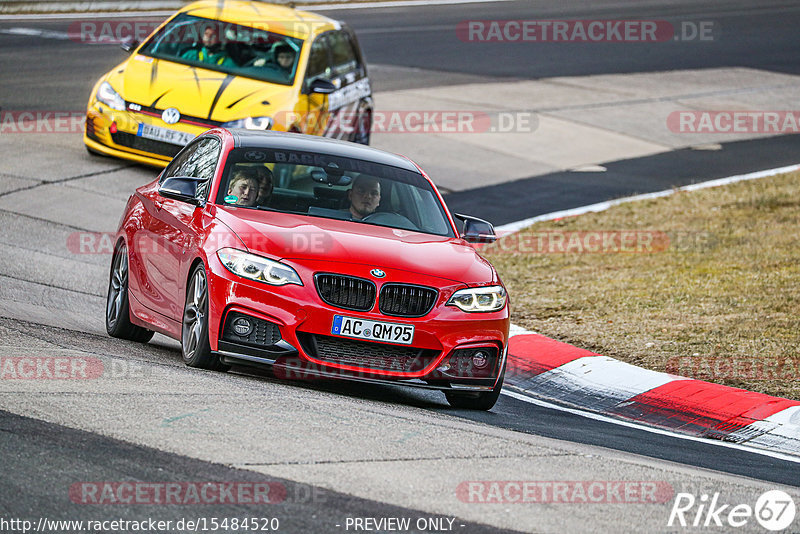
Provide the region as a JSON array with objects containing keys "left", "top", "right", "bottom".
[
  {"left": 106, "top": 245, "right": 128, "bottom": 328},
  {"left": 182, "top": 268, "right": 207, "bottom": 359}
]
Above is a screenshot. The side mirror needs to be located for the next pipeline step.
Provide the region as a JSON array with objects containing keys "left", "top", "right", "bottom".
[
  {"left": 120, "top": 38, "right": 139, "bottom": 53},
  {"left": 308, "top": 78, "right": 336, "bottom": 94},
  {"left": 158, "top": 176, "right": 205, "bottom": 205},
  {"left": 454, "top": 213, "right": 497, "bottom": 244}
]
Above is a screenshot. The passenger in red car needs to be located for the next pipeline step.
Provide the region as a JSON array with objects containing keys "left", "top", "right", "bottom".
[
  {"left": 226, "top": 168, "right": 260, "bottom": 206},
  {"left": 347, "top": 175, "right": 381, "bottom": 220},
  {"left": 254, "top": 166, "right": 274, "bottom": 206}
]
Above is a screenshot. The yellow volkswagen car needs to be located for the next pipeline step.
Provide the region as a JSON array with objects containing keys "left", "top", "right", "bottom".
[{"left": 84, "top": 0, "right": 373, "bottom": 167}]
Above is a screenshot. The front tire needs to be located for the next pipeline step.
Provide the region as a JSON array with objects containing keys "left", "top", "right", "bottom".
[
  {"left": 106, "top": 243, "right": 154, "bottom": 343},
  {"left": 181, "top": 264, "right": 229, "bottom": 372},
  {"left": 444, "top": 363, "right": 505, "bottom": 410}
]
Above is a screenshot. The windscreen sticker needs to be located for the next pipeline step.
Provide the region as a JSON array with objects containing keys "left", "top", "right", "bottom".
[
  {"left": 224, "top": 195, "right": 238, "bottom": 204},
  {"left": 244, "top": 150, "right": 267, "bottom": 162},
  {"left": 231, "top": 149, "right": 418, "bottom": 182}
]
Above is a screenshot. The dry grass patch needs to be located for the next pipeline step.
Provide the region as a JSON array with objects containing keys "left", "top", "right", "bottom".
[{"left": 484, "top": 171, "right": 800, "bottom": 399}]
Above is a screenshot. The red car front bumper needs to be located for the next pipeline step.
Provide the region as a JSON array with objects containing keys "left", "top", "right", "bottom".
[{"left": 205, "top": 254, "right": 509, "bottom": 391}]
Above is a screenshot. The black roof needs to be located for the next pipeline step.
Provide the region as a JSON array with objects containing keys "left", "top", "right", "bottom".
[{"left": 229, "top": 129, "right": 419, "bottom": 173}]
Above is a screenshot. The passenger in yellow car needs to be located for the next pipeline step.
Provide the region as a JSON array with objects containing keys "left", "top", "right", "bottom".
[
  {"left": 273, "top": 43, "right": 297, "bottom": 74},
  {"left": 181, "top": 26, "right": 235, "bottom": 67},
  {"left": 247, "top": 42, "right": 296, "bottom": 81}
]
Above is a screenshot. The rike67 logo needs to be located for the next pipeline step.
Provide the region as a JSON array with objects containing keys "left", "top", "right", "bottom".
[{"left": 668, "top": 490, "right": 796, "bottom": 531}]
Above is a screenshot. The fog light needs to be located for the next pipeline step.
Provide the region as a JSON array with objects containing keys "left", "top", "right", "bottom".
[
  {"left": 232, "top": 317, "right": 253, "bottom": 336},
  {"left": 109, "top": 121, "right": 117, "bottom": 134},
  {"left": 432, "top": 346, "right": 498, "bottom": 379},
  {"left": 472, "top": 350, "right": 489, "bottom": 369}
]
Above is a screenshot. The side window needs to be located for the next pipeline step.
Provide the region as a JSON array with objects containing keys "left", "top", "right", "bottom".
[
  {"left": 305, "top": 34, "right": 331, "bottom": 87},
  {"left": 160, "top": 142, "right": 199, "bottom": 183},
  {"left": 160, "top": 137, "right": 220, "bottom": 199},
  {"left": 328, "top": 31, "right": 358, "bottom": 76}
]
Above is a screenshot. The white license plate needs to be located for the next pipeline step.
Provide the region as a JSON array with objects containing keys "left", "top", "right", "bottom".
[
  {"left": 331, "top": 315, "right": 414, "bottom": 345},
  {"left": 137, "top": 123, "right": 195, "bottom": 146}
]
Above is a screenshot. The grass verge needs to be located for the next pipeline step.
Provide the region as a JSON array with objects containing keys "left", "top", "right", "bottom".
[{"left": 484, "top": 171, "right": 800, "bottom": 400}]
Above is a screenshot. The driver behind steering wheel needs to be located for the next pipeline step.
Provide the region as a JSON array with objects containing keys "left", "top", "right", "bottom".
[{"left": 346, "top": 175, "right": 381, "bottom": 220}]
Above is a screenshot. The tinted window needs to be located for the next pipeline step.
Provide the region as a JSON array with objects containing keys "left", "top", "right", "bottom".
[
  {"left": 328, "top": 31, "right": 358, "bottom": 76},
  {"left": 305, "top": 34, "right": 330, "bottom": 83}
]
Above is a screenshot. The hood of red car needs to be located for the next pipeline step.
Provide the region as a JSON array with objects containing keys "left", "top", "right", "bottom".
[{"left": 213, "top": 207, "right": 496, "bottom": 285}]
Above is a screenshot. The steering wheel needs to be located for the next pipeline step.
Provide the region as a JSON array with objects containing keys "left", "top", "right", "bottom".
[{"left": 360, "top": 212, "right": 418, "bottom": 231}]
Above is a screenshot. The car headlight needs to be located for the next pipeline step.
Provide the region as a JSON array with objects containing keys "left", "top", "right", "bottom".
[
  {"left": 447, "top": 286, "right": 507, "bottom": 312},
  {"left": 217, "top": 248, "right": 302, "bottom": 286},
  {"left": 221, "top": 117, "right": 273, "bottom": 130},
  {"left": 96, "top": 81, "right": 125, "bottom": 111}
]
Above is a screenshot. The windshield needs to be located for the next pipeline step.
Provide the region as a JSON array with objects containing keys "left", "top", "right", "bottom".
[
  {"left": 214, "top": 148, "right": 456, "bottom": 238},
  {"left": 138, "top": 14, "right": 303, "bottom": 85}
]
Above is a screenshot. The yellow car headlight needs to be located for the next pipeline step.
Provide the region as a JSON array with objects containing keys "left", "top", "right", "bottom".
[{"left": 96, "top": 81, "right": 125, "bottom": 111}]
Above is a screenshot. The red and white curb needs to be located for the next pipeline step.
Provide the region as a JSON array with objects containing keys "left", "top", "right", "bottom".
[
  {"left": 503, "top": 327, "right": 800, "bottom": 457},
  {"left": 497, "top": 165, "right": 800, "bottom": 457}
]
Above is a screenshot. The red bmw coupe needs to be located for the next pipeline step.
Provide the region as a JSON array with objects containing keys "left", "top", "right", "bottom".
[{"left": 106, "top": 129, "right": 509, "bottom": 409}]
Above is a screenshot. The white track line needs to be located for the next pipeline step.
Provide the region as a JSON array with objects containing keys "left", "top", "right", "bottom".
[
  {"left": 0, "top": 27, "right": 71, "bottom": 39},
  {"left": 0, "top": 0, "right": 513, "bottom": 20},
  {"left": 314, "top": 0, "right": 516, "bottom": 10},
  {"left": 501, "top": 388, "right": 800, "bottom": 465},
  {"left": 497, "top": 163, "right": 800, "bottom": 234},
  {"left": 0, "top": 10, "right": 176, "bottom": 20}
]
